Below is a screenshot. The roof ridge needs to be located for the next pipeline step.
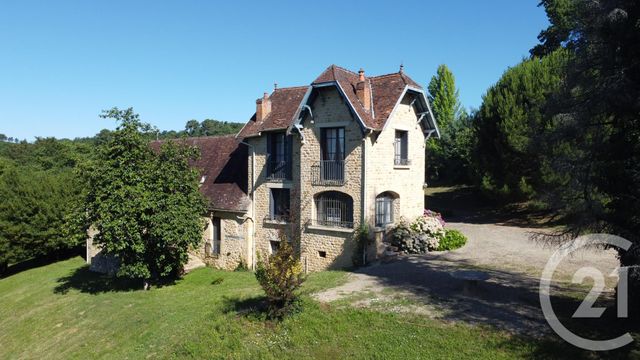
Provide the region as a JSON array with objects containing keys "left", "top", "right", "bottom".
[
  {"left": 273, "top": 85, "right": 309, "bottom": 91},
  {"left": 370, "top": 72, "right": 403, "bottom": 79},
  {"left": 331, "top": 64, "right": 359, "bottom": 76}
]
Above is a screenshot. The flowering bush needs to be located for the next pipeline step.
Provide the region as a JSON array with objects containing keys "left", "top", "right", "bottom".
[{"left": 391, "top": 210, "right": 446, "bottom": 253}]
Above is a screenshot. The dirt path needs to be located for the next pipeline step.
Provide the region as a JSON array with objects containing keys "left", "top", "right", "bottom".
[{"left": 314, "top": 221, "right": 618, "bottom": 335}]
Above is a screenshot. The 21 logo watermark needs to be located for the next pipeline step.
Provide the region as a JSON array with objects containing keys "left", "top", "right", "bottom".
[{"left": 539, "top": 234, "right": 634, "bottom": 351}]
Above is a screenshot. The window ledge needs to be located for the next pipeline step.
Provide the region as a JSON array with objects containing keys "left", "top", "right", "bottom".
[
  {"left": 394, "top": 165, "right": 411, "bottom": 170},
  {"left": 264, "top": 219, "right": 289, "bottom": 225},
  {"left": 307, "top": 224, "right": 354, "bottom": 234}
]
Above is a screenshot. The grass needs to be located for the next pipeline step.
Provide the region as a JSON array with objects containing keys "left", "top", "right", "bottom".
[{"left": 0, "top": 257, "right": 633, "bottom": 359}]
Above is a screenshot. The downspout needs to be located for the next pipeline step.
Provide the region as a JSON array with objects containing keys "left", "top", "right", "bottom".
[
  {"left": 239, "top": 140, "right": 257, "bottom": 270},
  {"left": 361, "top": 130, "right": 372, "bottom": 265}
]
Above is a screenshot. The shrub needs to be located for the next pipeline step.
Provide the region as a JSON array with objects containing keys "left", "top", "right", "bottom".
[
  {"left": 391, "top": 211, "right": 445, "bottom": 254},
  {"left": 437, "top": 229, "right": 467, "bottom": 251},
  {"left": 352, "top": 224, "right": 372, "bottom": 267},
  {"left": 255, "top": 240, "right": 305, "bottom": 319}
]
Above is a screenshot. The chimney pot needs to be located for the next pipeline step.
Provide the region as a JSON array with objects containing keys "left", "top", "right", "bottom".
[
  {"left": 355, "top": 68, "right": 371, "bottom": 111},
  {"left": 256, "top": 91, "right": 272, "bottom": 122}
]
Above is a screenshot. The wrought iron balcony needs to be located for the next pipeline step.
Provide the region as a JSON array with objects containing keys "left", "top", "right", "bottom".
[
  {"left": 266, "top": 160, "right": 291, "bottom": 180},
  {"left": 309, "top": 218, "right": 354, "bottom": 229},
  {"left": 311, "top": 160, "right": 345, "bottom": 186},
  {"left": 394, "top": 157, "right": 411, "bottom": 166}
]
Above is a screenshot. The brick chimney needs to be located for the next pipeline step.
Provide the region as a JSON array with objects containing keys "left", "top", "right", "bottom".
[
  {"left": 255, "top": 92, "right": 271, "bottom": 121},
  {"left": 355, "top": 68, "right": 371, "bottom": 111}
]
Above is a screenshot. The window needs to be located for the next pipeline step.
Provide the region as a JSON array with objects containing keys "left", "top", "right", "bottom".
[
  {"left": 269, "top": 188, "right": 290, "bottom": 222},
  {"left": 211, "top": 217, "right": 221, "bottom": 255},
  {"left": 270, "top": 240, "right": 280, "bottom": 254},
  {"left": 394, "top": 130, "right": 409, "bottom": 166},
  {"left": 314, "top": 191, "right": 353, "bottom": 228},
  {"left": 321, "top": 127, "right": 345, "bottom": 161},
  {"left": 318, "top": 127, "right": 345, "bottom": 183},
  {"left": 375, "top": 193, "right": 395, "bottom": 227},
  {"left": 267, "top": 132, "right": 292, "bottom": 179}
]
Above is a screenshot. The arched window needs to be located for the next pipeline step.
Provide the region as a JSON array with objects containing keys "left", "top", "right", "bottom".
[
  {"left": 314, "top": 191, "right": 353, "bottom": 228},
  {"left": 375, "top": 192, "right": 397, "bottom": 227}
]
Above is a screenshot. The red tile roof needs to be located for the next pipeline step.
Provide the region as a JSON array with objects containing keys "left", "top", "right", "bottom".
[
  {"left": 237, "top": 86, "right": 308, "bottom": 138},
  {"left": 238, "top": 65, "right": 425, "bottom": 137},
  {"left": 150, "top": 136, "right": 250, "bottom": 213}
]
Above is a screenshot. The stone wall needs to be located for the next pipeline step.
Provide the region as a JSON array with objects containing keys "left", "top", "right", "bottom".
[
  {"left": 365, "top": 92, "right": 426, "bottom": 227},
  {"left": 297, "top": 86, "right": 363, "bottom": 271},
  {"left": 198, "top": 211, "right": 251, "bottom": 270}
]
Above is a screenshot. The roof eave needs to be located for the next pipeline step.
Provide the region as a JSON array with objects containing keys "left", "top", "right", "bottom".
[{"left": 381, "top": 85, "right": 440, "bottom": 138}]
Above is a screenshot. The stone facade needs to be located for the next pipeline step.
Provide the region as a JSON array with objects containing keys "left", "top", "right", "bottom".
[
  {"left": 246, "top": 86, "right": 426, "bottom": 272},
  {"left": 198, "top": 211, "right": 251, "bottom": 270},
  {"left": 85, "top": 66, "right": 435, "bottom": 275}
]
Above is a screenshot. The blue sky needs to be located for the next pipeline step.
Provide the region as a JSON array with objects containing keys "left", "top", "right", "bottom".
[{"left": 0, "top": 1, "right": 548, "bottom": 140}]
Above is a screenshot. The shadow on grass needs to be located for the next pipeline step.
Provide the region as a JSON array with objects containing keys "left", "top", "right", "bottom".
[
  {"left": 352, "top": 255, "right": 639, "bottom": 359},
  {"left": 1, "top": 248, "right": 82, "bottom": 279},
  {"left": 425, "top": 186, "right": 564, "bottom": 228},
  {"left": 221, "top": 295, "right": 269, "bottom": 318},
  {"left": 53, "top": 265, "right": 175, "bottom": 294}
]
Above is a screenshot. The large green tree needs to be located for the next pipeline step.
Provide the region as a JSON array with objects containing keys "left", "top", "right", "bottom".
[
  {"left": 523, "top": 0, "right": 640, "bottom": 311},
  {"left": 0, "top": 139, "right": 87, "bottom": 274},
  {"left": 427, "top": 64, "right": 463, "bottom": 130},
  {"left": 426, "top": 64, "right": 472, "bottom": 183},
  {"left": 79, "top": 108, "right": 206, "bottom": 287},
  {"left": 474, "top": 49, "right": 569, "bottom": 199}
]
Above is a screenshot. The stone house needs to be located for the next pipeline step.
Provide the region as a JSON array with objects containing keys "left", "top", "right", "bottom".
[{"left": 87, "top": 64, "right": 439, "bottom": 273}]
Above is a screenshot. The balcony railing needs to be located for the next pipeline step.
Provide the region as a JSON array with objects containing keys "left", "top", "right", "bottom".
[
  {"left": 394, "top": 157, "right": 411, "bottom": 166},
  {"left": 309, "top": 219, "right": 354, "bottom": 229},
  {"left": 311, "top": 160, "right": 345, "bottom": 185},
  {"left": 267, "top": 160, "right": 291, "bottom": 180}
]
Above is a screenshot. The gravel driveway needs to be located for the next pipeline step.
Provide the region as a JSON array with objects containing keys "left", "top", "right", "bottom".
[{"left": 314, "top": 221, "right": 619, "bottom": 335}]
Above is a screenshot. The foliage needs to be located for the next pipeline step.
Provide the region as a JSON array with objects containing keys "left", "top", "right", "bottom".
[
  {"left": 352, "top": 223, "right": 372, "bottom": 267},
  {"left": 529, "top": 0, "right": 640, "bottom": 309},
  {"left": 76, "top": 107, "right": 206, "bottom": 286},
  {"left": 473, "top": 49, "right": 570, "bottom": 200},
  {"left": 437, "top": 229, "right": 467, "bottom": 251},
  {"left": 426, "top": 64, "right": 475, "bottom": 183},
  {"left": 0, "top": 137, "right": 91, "bottom": 272},
  {"left": 391, "top": 211, "right": 445, "bottom": 254},
  {"left": 255, "top": 239, "right": 305, "bottom": 319},
  {"left": 0, "top": 166, "right": 82, "bottom": 270}
]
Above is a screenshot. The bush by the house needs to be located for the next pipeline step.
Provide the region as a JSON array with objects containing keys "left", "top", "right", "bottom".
[
  {"left": 255, "top": 239, "right": 305, "bottom": 319},
  {"left": 391, "top": 211, "right": 446, "bottom": 254},
  {"left": 437, "top": 229, "right": 467, "bottom": 251}
]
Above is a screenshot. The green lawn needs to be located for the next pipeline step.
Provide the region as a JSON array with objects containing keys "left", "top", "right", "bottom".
[{"left": 0, "top": 257, "right": 605, "bottom": 359}]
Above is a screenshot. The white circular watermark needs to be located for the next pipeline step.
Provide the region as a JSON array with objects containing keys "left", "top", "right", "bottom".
[{"left": 539, "top": 234, "right": 634, "bottom": 351}]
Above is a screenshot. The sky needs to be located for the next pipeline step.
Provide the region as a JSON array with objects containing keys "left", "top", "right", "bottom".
[{"left": 0, "top": 0, "right": 549, "bottom": 141}]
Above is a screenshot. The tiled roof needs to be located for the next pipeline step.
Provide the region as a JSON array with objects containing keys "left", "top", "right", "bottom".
[
  {"left": 237, "top": 86, "right": 308, "bottom": 138},
  {"left": 150, "top": 136, "right": 250, "bottom": 213},
  {"left": 238, "top": 65, "right": 426, "bottom": 137}
]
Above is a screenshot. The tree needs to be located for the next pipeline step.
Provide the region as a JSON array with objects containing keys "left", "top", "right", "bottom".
[
  {"left": 529, "top": 0, "right": 640, "bottom": 310},
  {"left": 427, "top": 64, "right": 463, "bottom": 130},
  {"left": 0, "top": 165, "right": 82, "bottom": 273},
  {"left": 78, "top": 108, "right": 206, "bottom": 287},
  {"left": 473, "top": 49, "right": 569, "bottom": 199},
  {"left": 426, "top": 64, "right": 472, "bottom": 183},
  {"left": 185, "top": 120, "right": 200, "bottom": 136}
]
